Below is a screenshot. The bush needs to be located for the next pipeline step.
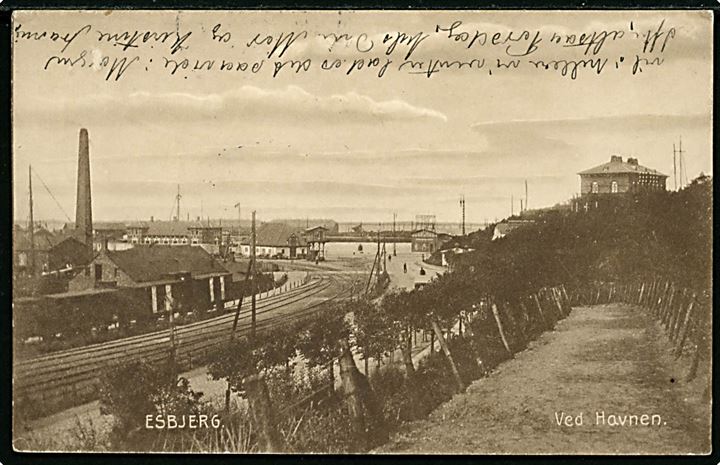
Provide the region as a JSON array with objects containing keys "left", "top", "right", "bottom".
[
  {"left": 370, "top": 367, "right": 424, "bottom": 426},
  {"left": 283, "top": 401, "right": 356, "bottom": 453},
  {"left": 98, "top": 358, "right": 204, "bottom": 450}
]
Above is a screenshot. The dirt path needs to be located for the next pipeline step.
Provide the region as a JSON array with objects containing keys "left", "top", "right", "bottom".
[{"left": 380, "top": 304, "right": 711, "bottom": 455}]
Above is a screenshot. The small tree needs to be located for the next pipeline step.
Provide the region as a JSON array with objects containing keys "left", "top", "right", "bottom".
[
  {"left": 99, "top": 358, "right": 203, "bottom": 449},
  {"left": 353, "top": 297, "right": 397, "bottom": 378},
  {"left": 297, "top": 302, "right": 387, "bottom": 451},
  {"left": 208, "top": 324, "right": 298, "bottom": 452}
]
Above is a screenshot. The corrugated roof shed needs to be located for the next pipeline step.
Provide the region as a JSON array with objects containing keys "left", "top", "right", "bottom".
[{"left": 106, "top": 245, "right": 229, "bottom": 283}]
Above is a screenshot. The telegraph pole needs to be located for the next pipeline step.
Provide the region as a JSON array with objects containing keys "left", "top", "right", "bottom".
[
  {"left": 28, "top": 165, "right": 35, "bottom": 276},
  {"left": 673, "top": 143, "right": 678, "bottom": 190},
  {"left": 377, "top": 223, "right": 382, "bottom": 274},
  {"left": 392, "top": 212, "right": 397, "bottom": 256},
  {"left": 459, "top": 195, "right": 466, "bottom": 236},
  {"left": 167, "top": 293, "right": 177, "bottom": 384},
  {"left": 677, "top": 137, "right": 685, "bottom": 189},
  {"left": 175, "top": 184, "right": 181, "bottom": 222},
  {"left": 251, "top": 210, "right": 257, "bottom": 340}
]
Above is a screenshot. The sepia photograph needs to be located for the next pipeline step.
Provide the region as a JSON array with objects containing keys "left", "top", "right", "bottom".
[{"left": 9, "top": 8, "right": 713, "bottom": 455}]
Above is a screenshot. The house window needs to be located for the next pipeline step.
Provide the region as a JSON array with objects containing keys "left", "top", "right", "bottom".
[
  {"left": 611, "top": 181, "right": 618, "bottom": 193},
  {"left": 591, "top": 182, "right": 599, "bottom": 194}
]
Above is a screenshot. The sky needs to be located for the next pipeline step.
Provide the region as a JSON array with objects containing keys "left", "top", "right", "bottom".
[{"left": 12, "top": 10, "right": 713, "bottom": 225}]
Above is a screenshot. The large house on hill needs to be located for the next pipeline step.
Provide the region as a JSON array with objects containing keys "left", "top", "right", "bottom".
[{"left": 578, "top": 155, "right": 667, "bottom": 195}]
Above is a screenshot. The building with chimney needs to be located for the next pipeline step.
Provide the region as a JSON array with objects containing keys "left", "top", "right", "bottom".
[{"left": 578, "top": 155, "right": 667, "bottom": 195}]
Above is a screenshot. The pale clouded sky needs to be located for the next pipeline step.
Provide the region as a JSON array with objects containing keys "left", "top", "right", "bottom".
[{"left": 12, "top": 10, "right": 712, "bottom": 225}]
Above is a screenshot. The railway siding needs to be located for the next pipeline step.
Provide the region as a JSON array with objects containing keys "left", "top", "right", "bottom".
[{"left": 14, "top": 274, "right": 350, "bottom": 418}]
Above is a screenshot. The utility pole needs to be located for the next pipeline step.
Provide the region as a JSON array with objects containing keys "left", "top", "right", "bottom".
[
  {"left": 673, "top": 143, "right": 678, "bottom": 190},
  {"left": 678, "top": 136, "right": 685, "bottom": 189},
  {"left": 175, "top": 184, "right": 181, "bottom": 222},
  {"left": 226, "top": 242, "right": 254, "bottom": 413},
  {"left": 28, "top": 165, "right": 35, "bottom": 276},
  {"left": 392, "top": 212, "right": 397, "bottom": 256},
  {"left": 459, "top": 195, "right": 466, "bottom": 236},
  {"left": 251, "top": 210, "right": 257, "bottom": 340},
  {"left": 167, "top": 293, "right": 177, "bottom": 384},
  {"left": 382, "top": 231, "right": 387, "bottom": 272},
  {"left": 377, "top": 223, "right": 382, "bottom": 274}
]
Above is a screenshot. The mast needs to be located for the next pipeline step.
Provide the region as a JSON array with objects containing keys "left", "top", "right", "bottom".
[
  {"left": 460, "top": 195, "right": 466, "bottom": 235},
  {"left": 28, "top": 165, "right": 35, "bottom": 276},
  {"left": 392, "top": 212, "right": 397, "bottom": 256},
  {"left": 175, "top": 184, "right": 181, "bottom": 222},
  {"left": 673, "top": 143, "right": 678, "bottom": 190},
  {"left": 525, "top": 179, "right": 528, "bottom": 211},
  {"left": 678, "top": 136, "right": 684, "bottom": 189}
]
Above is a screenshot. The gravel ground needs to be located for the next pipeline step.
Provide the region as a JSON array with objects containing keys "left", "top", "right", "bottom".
[{"left": 379, "top": 303, "right": 711, "bottom": 455}]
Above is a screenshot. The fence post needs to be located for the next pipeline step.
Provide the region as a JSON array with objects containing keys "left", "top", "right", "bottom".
[
  {"left": 661, "top": 285, "right": 676, "bottom": 327},
  {"left": 533, "top": 294, "right": 548, "bottom": 328},
  {"left": 674, "top": 294, "right": 696, "bottom": 357},
  {"left": 551, "top": 288, "right": 565, "bottom": 318},
  {"left": 638, "top": 282, "right": 645, "bottom": 305},
  {"left": 491, "top": 302, "right": 512, "bottom": 355},
  {"left": 668, "top": 289, "right": 686, "bottom": 338}
]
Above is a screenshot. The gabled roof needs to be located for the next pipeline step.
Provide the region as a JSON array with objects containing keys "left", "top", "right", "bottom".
[
  {"left": 105, "top": 245, "right": 229, "bottom": 284},
  {"left": 305, "top": 225, "right": 328, "bottom": 233},
  {"left": 241, "top": 223, "right": 307, "bottom": 247},
  {"left": 579, "top": 157, "right": 667, "bottom": 177}
]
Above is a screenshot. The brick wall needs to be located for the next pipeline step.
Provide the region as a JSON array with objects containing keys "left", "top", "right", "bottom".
[{"left": 580, "top": 173, "right": 632, "bottom": 195}]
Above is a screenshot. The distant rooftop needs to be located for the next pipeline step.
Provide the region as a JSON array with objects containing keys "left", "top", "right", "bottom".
[
  {"left": 126, "top": 220, "right": 221, "bottom": 236},
  {"left": 241, "top": 222, "right": 308, "bottom": 247}
]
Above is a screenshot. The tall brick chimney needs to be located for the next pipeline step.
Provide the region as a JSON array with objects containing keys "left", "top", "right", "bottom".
[{"left": 75, "top": 128, "right": 93, "bottom": 255}]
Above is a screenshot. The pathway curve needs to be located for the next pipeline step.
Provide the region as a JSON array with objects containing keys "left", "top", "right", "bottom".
[{"left": 380, "top": 303, "right": 711, "bottom": 455}]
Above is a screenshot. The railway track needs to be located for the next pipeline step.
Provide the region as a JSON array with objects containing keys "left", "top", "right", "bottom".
[{"left": 14, "top": 273, "right": 357, "bottom": 416}]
